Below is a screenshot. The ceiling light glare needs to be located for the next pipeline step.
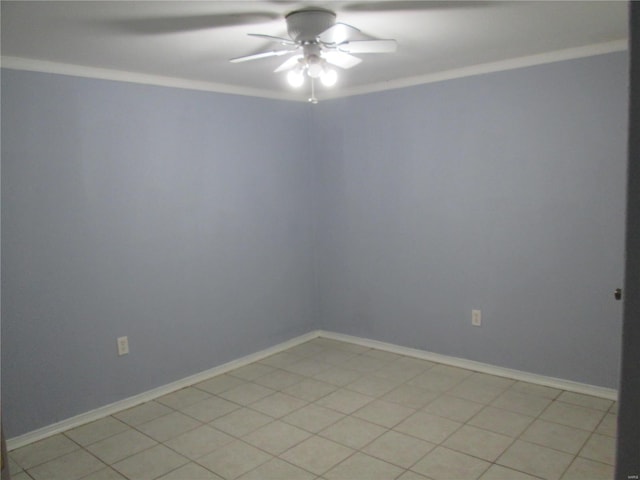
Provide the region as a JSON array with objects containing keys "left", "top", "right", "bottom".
[
  {"left": 321, "top": 69, "right": 337, "bottom": 87},
  {"left": 307, "top": 57, "right": 324, "bottom": 79},
  {"left": 287, "top": 69, "right": 304, "bottom": 88}
]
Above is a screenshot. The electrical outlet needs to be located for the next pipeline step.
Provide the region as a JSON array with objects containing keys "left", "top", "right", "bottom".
[
  {"left": 117, "top": 336, "right": 129, "bottom": 356},
  {"left": 472, "top": 310, "right": 482, "bottom": 327}
]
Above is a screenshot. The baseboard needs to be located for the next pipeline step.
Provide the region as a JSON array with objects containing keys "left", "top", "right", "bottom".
[
  {"left": 6, "top": 330, "right": 322, "bottom": 451},
  {"left": 317, "top": 330, "right": 618, "bottom": 401},
  {"left": 9, "top": 328, "right": 617, "bottom": 450}
]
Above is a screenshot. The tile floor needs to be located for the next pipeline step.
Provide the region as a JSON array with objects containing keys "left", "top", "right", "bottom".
[{"left": 8, "top": 338, "right": 617, "bottom": 480}]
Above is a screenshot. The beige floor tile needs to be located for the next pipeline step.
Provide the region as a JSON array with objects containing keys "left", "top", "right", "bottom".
[
  {"left": 324, "top": 452, "right": 404, "bottom": 480},
  {"left": 228, "top": 363, "right": 275, "bottom": 381},
  {"left": 422, "top": 394, "right": 484, "bottom": 422},
  {"left": 447, "top": 380, "right": 507, "bottom": 405},
  {"left": 180, "top": 396, "right": 241, "bottom": 422},
  {"left": 396, "top": 471, "right": 432, "bottom": 480},
  {"left": 157, "top": 462, "right": 223, "bottom": 479},
  {"left": 86, "top": 429, "right": 157, "bottom": 464},
  {"left": 479, "top": 464, "right": 541, "bottom": 480},
  {"left": 595, "top": 413, "right": 617, "bottom": 437},
  {"left": 315, "top": 388, "right": 375, "bottom": 414},
  {"left": 78, "top": 467, "right": 128, "bottom": 479},
  {"left": 283, "top": 359, "right": 333, "bottom": 377},
  {"left": 393, "top": 356, "right": 436, "bottom": 371},
  {"left": 156, "top": 387, "right": 212, "bottom": 410},
  {"left": 539, "top": 402, "right": 605, "bottom": 431},
  {"left": 381, "top": 384, "right": 440, "bottom": 409},
  {"left": 280, "top": 436, "right": 355, "bottom": 476},
  {"left": 194, "top": 375, "right": 247, "bottom": 395},
  {"left": 236, "top": 458, "right": 315, "bottom": 480},
  {"left": 468, "top": 406, "right": 534, "bottom": 437},
  {"left": 328, "top": 341, "right": 370, "bottom": 354},
  {"left": 411, "top": 446, "right": 491, "bottom": 480},
  {"left": 11, "top": 434, "right": 79, "bottom": 470},
  {"left": 112, "top": 445, "right": 188, "bottom": 480},
  {"left": 311, "top": 349, "right": 359, "bottom": 366},
  {"left": 313, "top": 367, "right": 363, "bottom": 387},
  {"left": 345, "top": 375, "right": 401, "bottom": 397},
  {"left": 164, "top": 425, "right": 234, "bottom": 460},
  {"left": 464, "top": 372, "right": 515, "bottom": 390},
  {"left": 509, "top": 382, "right": 562, "bottom": 399},
  {"left": 371, "top": 363, "right": 425, "bottom": 382},
  {"left": 319, "top": 416, "right": 386, "bottom": 449},
  {"left": 363, "top": 430, "right": 435, "bottom": 468},
  {"left": 217, "top": 383, "right": 275, "bottom": 406},
  {"left": 352, "top": 399, "right": 416, "bottom": 428},
  {"left": 286, "top": 342, "right": 328, "bottom": 357},
  {"left": 210, "top": 408, "right": 273, "bottom": 437},
  {"left": 519, "top": 419, "right": 590, "bottom": 455},
  {"left": 252, "top": 370, "right": 305, "bottom": 390},
  {"left": 283, "top": 378, "right": 338, "bottom": 401},
  {"left": 363, "top": 349, "right": 403, "bottom": 362},
  {"left": 249, "top": 392, "right": 307, "bottom": 418},
  {"left": 258, "top": 351, "right": 304, "bottom": 369},
  {"left": 442, "top": 425, "right": 513, "bottom": 462},
  {"left": 560, "top": 457, "right": 614, "bottom": 480},
  {"left": 579, "top": 433, "right": 616, "bottom": 465},
  {"left": 27, "top": 450, "right": 105, "bottom": 480},
  {"left": 137, "top": 411, "right": 202, "bottom": 442},
  {"left": 556, "top": 392, "right": 613, "bottom": 412},
  {"left": 242, "top": 421, "right": 311, "bottom": 455},
  {"left": 282, "top": 404, "right": 345, "bottom": 433},
  {"left": 114, "top": 401, "right": 173, "bottom": 426},
  {"left": 12, "top": 473, "right": 33, "bottom": 480},
  {"left": 407, "top": 370, "right": 468, "bottom": 393},
  {"left": 608, "top": 402, "right": 618, "bottom": 414},
  {"left": 196, "top": 440, "right": 272, "bottom": 480},
  {"left": 7, "top": 456, "right": 23, "bottom": 474},
  {"left": 65, "top": 417, "right": 130, "bottom": 446},
  {"left": 497, "top": 440, "right": 574, "bottom": 480},
  {"left": 491, "top": 390, "right": 552, "bottom": 417},
  {"left": 394, "top": 411, "right": 462, "bottom": 444},
  {"left": 340, "top": 355, "right": 389, "bottom": 373}
]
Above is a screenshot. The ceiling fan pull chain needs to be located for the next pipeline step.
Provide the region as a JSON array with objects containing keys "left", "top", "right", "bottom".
[{"left": 309, "top": 77, "right": 318, "bottom": 104}]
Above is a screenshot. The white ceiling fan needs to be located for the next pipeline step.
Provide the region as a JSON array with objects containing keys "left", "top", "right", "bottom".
[{"left": 230, "top": 7, "right": 398, "bottom": 103}]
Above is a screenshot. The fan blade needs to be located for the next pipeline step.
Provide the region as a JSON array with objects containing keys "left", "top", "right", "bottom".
[
  {"left": 230, "top": 50, "right": 294, "bottom": 63},
  {"left": 343, "top": 1, "right": 490, "bottom": 12},
  {"left": 274, "top": 54, "right": 303, "bottom": 72},
  {"left": 103, "top": 13, "right": 279, "bottom": 35},
  {"left": 318, "top": 22, "right": 361, "bottom": 44},
  {"left": 337, "top": 39, "right": 397, "bottom": 54},
  {"left": 248, "top": 33, "right": 297, "bottom": 45},
  {"left": 322, "top": 51, "right": 362, "bottom": 69}
]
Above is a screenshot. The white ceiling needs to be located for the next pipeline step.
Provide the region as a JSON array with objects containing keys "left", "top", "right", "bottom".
[{"left": 0, "top": 1, "right": 629, "bottom": 101}]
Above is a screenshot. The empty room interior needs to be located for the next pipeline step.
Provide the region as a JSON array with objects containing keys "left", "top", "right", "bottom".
[{"left": 0, "top": 2, "right": 635, "bottom": 480}]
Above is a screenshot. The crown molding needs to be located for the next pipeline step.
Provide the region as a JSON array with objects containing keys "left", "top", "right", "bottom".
[
  {"left": 0, "top": 56, "right": 301, "bottom": 102},
  {"left": 1, "top": 39, "right": 629, "bottom": 102},
  {"left": 322, "top": 39, "right": 629, "bottom": 101}
]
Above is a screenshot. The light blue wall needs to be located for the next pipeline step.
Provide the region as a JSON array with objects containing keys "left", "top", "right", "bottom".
[
  {"left": 1, "top": 71, "right": 317, "bottom": 437},
  {"left": 1, "top": 51, "right": 628, "bottom": 438},
  {"left": 314, "top": 52, "right": 628, "bottom": 389}
]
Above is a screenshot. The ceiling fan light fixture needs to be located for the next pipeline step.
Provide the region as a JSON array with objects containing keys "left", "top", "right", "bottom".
[
  {"left": 287, "top": 69, "right": 305, "bottom": 87},
  {"left": 321, "top": 68, "right": 338, "bottom": 87},
  {"left": 306, "top": 55, "right": 325, "bottom": 78}
]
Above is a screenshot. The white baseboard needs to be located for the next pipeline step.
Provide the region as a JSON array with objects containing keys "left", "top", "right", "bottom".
[
  {"left": 316, "top": 330, "right": 618, "bottom": 401},
  {"left": 6, "top": 330, "right": 321, "bottom": 451},
  {"left": 8, "top": 328, "right": 617, "bottom": 450}
]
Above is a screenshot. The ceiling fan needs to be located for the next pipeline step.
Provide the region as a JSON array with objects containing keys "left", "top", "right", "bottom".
[{"left": 229, "top": 7, "right": 398, "bottom": 103}]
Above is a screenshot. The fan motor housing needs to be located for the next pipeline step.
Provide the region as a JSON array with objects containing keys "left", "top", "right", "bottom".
[{"left": 286, "top": 8, "right": 336, "bottom": 42}]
